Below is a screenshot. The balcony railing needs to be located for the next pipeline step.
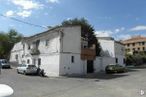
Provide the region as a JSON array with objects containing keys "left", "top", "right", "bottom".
[
  {"left": 81, "top": 48, "right": 96, "bottom": 60},
  {"left": 30, "top": 48, "right": 40, "bottom": 55}
]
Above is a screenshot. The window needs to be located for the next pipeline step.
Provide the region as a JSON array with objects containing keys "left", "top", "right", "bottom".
[
  {"left": 71, "top": 56, "right": 74, "bottom": 63},
  {"left": 15, "top": 54, "right": 18, "bottom": 60},
  {"left": 23, "top": 44, "right": 25, "bottom": 50},
  {"left": 142, "top": 42, "right": 145, "bottom": 45},
  {"left": 27, "top": 59, "right": 30, "bottom": 64},
  {"left": 116, "top": 58, "right": 118, "bottom": 63},
  {"left": 138, "top": 48, "right": 140, "bottom": 51},
  {"left": 127, "top": 44, "right": 130, "bottom": 47},
  {"left": 45, "top": 40, "right": 50, "bottom": 46},
  {"left": 133, "top": 48, "right": 135, "bottom": 51},
  {"left": 38, "top": 58, "right": 41, "bottom": 66},
  {"left": 33, "top": 59, "right": 36, "bottom": 65},
  {"left": 143, "top": 47, "right": 145, "bottom": 51},
  {"left": 22, "top": 54, "right": 24, "bottom": 58},
  {"left": 28, "top": 45, "right": 30, "bottom": 50},
  {"left": 132, "top": 43, "right": 135, "bottom": 46},
  {"left": 123, "top": 58, "right": 126, "bottom": 64}
]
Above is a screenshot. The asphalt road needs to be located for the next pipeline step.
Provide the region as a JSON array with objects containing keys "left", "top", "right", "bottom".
[{"left": 0, "top": 67, "right": 146, "bottom": 97}]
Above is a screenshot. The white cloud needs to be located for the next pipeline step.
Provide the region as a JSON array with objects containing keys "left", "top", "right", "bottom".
[
  {"left": 117, "top": 34, "right": 131, "bottom": 40},
  {"left": 130, "top": 25, "right": 146, "bottom": 31},
  {"left": 5, "top": 10, "right": 14, "bottom": 17},
  {"left": 17, "top": 10, "right": 32, "bottom": 18},
  {"left": 10, "top": 0, "right": 43, "bottom": 10},
  {"left": 96, "top": 30, "right": 113, "bottom": 37},
  {"left": 115, "top": 29, "right": 120, "bottom": 33},
  {"left": 115, "top": 27, "right": 125, "bottom": 33},
  {"left": 47, "top": 0, "right": 60, "bottom": 3}
]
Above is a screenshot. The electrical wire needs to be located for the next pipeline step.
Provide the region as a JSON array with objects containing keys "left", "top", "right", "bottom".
[{"left": 0, "top": 13, "right": 48, "bottom": 29}]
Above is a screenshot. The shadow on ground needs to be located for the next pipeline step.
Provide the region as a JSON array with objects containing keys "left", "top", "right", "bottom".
[
  {"left": 65, "top": 72, "right": 129, "bottom": 80},
  {"left": 126, "top": 65, "right": 146, "bottom": 72}
]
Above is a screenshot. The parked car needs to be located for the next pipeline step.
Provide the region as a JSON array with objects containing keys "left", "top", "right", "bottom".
[
  {"left": 105, "top": 64, "right": 127, "bottom": 74},
  {"left": 17, "top": 64, "right": 37, "bottom": 75},
  {"left": 0, "top": 59, "right": 11, "bottom": 68}
]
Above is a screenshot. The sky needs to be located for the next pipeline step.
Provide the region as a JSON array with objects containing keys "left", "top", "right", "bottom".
[{"left": 0, "top": 0, "right": 146, "bottom": 40}]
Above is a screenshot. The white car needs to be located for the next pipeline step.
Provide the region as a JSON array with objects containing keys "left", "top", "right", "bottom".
[
  {"left": 0, "top": 59, "right": 11, "bottom": 68},
  {"left": 0, "top": 84, "right": 13, "bottom": 97},
  {"left": 17, "top": 64, "right": 37, "bottom": 75}
]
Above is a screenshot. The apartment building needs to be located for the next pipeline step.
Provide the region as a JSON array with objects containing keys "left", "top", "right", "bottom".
[{"left": 122, "top": 36, "right": 146, "bottom": 54}]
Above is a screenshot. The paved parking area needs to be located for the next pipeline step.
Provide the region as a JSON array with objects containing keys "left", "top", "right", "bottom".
[{"left": 0, "top": 67, "right": 146, "bottom": 97}]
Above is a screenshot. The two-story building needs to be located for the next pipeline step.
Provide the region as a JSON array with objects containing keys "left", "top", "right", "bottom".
[{"left": 10, "top": 26, "right": 96, "bottom": 76}]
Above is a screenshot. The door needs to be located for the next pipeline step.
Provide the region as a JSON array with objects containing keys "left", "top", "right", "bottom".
[{"left": 87, "top": 60, "right": 94, "bottom": 73}]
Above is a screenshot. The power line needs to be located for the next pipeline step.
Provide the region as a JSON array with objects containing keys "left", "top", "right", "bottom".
[{"left": 0, "top": 14, "right": 48, "bottom": 29}]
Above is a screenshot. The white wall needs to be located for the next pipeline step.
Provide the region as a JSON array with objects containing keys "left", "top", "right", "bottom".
[
  {"left": 61, "top": 26, "right": 81, "bottom": 54},
  {"left": 10, "top": 42, "right": 24, "bottom": 64},
  {"left": 59, "top": 26, "right": 86, "bottom": 76},
  {"left": 114, "top": 42, "right": 125, "bottom": 66},
  {"left": 94, "top": 57, "right": 115, "bottom": 72},
  {"left": 40, "top": 54, "right": 60, "bottom": 77},
  {"left": 59, "top": 53, "right": 86, "bottom": 76},
  {"left": 98, "top": 39, "right": 115, "bottom": 57}
]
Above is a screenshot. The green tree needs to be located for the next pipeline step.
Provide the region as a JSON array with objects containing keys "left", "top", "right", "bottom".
[
  {"left": 61, "top": 18, "right": 101, "bottom": 56},
  {"left": 126, "top": 51, "right": 146, "bottom": 66},
  {"left": 0, "top": 29, "right": 22, "bottom": 59}
]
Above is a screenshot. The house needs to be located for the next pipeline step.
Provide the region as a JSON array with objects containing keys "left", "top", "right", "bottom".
[
  {"left": 94, "top": 37, "right": 125, "bottom": 72},
  {"left": 10, "top": 26, "right": 96, "bottom": 77},
  {"left": 10, "top": 26, "right": 126, "bottom": 76},
  {"left": 122, "top": 35, "right": 146, "bottom": 54}
]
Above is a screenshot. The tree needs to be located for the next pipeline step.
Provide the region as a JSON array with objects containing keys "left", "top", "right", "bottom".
[
  {"left": 0, "top": 29, "right": 22, "bottom": 59},
  {"left": 125, "top": 51, "right": 146, "bottom": 66},
  {"left": 61, "top": 18, "right": 101, "bottom": 56}
]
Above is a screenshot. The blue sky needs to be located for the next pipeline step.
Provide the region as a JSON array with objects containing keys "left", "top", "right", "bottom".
[{"left": 0, "top": 0, "right": 146, "bottom": 40}]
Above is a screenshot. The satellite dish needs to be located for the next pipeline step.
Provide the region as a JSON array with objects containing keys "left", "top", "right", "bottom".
[{"left": 0, "top": 84, "right": 14, "bottom": 97}]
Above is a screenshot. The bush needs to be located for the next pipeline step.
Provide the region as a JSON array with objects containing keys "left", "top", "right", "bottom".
[{"left": 126, "top": 52, "right": 146, "bottom": 66}]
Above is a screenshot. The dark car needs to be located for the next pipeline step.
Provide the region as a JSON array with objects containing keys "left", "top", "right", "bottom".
[
  {"left": 0, "top": 59, "right": 11, "bottom": 68},
  {"left": 105, "top": 64, "right": 127, "bottom": 74}
]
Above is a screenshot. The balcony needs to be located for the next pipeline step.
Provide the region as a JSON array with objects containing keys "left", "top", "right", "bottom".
[
  {"left": 81, "top": 48, "right": 96, "bottom": 60},
  {"left": 30, "top": 48, "right": 40, "bottom": 55}
]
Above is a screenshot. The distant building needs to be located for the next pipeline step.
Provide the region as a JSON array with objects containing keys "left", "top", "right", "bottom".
[{"left": 122, "top": 36, "right": 146, "bottom": 54}]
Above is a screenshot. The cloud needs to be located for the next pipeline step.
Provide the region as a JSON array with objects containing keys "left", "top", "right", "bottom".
[
  {"left": 10, "top": 0, "right": 43, "bottom": 10},
  {"left": 115, "top": 27, "right": 125, "bottom": 33},
  {"left": 96, "top": 30, "right": 113, "bottom": 37},
  {"left": 47, "top": 0, "right": 60, "bottom": 3},
  {"left": 117, "top": 34, "right": 131, "bottom": 40},
  {"left": 5, "top": 10, "right": 14, "bottom": 17},
  {"left": 130, "top": 25, "right": 146, "bottom": 31},
  {"left": 96, "top": 27, "right": 125, "bottom": 37},
  {"left": 17, "top": 10, "right": 32, "bottom": 18}
]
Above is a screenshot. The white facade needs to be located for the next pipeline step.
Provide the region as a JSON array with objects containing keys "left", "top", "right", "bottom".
[
  {"left": 10, "top": 27, "right": 125, "bottom": 76},
  {"left": 10, "top": 42, "right": 24, "bottom": 64},
  {"left": 96, "top": 37, "right": 125, "bottom": 67},
  {"left": 10, "top": 26, "right": 87, "bottom": 77}
]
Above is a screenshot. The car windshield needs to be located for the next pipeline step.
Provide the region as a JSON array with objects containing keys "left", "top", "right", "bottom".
[{"left": 2, "top": 60, "right": 7, "bottom": 64}]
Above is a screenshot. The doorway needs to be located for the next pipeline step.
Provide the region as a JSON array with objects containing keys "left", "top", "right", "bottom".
[{"left": 87, "top": 60, "right": 94, "bottom": 73}]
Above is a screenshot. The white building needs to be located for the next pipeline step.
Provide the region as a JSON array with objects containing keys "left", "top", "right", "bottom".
[
  {"left": 94, "top": 37, "right": 125, "bottom": 72},
  {"left": 10, "top": 26, "right": 125, "bottom": 76},
  {"left": 10, "top": 26, "right": 96, "bottom": 76}
]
